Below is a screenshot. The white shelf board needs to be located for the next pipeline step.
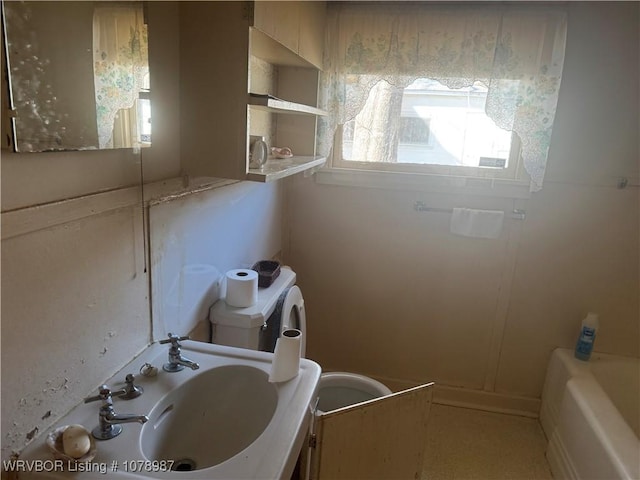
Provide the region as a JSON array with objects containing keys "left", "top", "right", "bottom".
[
  {"left": 246, "top": 156, "right": 326, "bottom": 182},
  {"left": 248, "top": 95, "right": 327, "bottom": 116}
]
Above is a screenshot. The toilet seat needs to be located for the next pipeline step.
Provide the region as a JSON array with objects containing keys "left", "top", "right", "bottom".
[
  {"left": 260, "top": 285, "right": 307, "bottom": 355},
  {"left": 320, "top": 372, "right": 392, "bottom": 394},
  {"left": 317, "top": 372, "right": 392, "bottom": 414},
  {"left": 280, "top": 285, "right": 306, "bottom": 357}
]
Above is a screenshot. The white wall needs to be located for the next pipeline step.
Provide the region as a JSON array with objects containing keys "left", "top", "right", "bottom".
[
  {"left": 149, "top": 180, "right": 284, "bottom": 343},
  {"left": 284, "top": 2, "right": 639, "bottom": 407},
  {"left": 494, "top": 1, "right": 640, "bottom": 397},
  {"left": 0, "top": 1, "right": 181, "bottom": 459},
  {"left": 1, "top": 192, "right": 150, "bottom": 461},
  {"left": 0, "top": 2, "right": 284, "bottom": 462},
  {"left": 1, "top": 0, "right": 637, "bottom": 463}
]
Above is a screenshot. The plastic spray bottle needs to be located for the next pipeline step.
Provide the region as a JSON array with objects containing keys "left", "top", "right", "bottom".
[{"left": 574, "top": 312, "right": 599, "bottom": 361}]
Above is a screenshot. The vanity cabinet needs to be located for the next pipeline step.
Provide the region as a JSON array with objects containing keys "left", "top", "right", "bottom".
[
  {"left": 179, "top": 1, "right": 327, "bottom": 183},
  {"left": 304, "top": 382, "right": 434, "bottom": 479}
]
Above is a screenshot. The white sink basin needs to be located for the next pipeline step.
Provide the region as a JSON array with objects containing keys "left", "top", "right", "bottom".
[
  {"left": 141, "top": 365, "right": 278, "bottom": 471},
  {"left": 17, "top": 341, "right": 321, "bottom": 479}
]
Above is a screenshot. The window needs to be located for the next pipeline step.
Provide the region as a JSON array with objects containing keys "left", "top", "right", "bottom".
[
  {"left": 335, "top": 77, "right": 518, "bottom": 178},
  {"left": 317, "top": 4, "right": 567, "bottom": 191},
  {"left": 138, "top": 72, "right": 152, "bottom": 144},
  {"left": 399, "top": 117, "right": 431, "bottom": 146}
]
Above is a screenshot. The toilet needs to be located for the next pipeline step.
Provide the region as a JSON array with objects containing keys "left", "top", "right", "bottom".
[
  {"left": 315, "top": 371, "right": 392, "bottom": 414},
  {"left": 209, "top": 266, "right": 391, "bottom": 413}
]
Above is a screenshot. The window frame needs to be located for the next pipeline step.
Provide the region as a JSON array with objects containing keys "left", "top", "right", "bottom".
[{"left": 330, "top": 122, "right": 524, "bottom": 182}]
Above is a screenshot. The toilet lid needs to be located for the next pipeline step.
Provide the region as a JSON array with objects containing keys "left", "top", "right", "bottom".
[{"left": 281, "top": 285, "right": 306, "bottom": 357}]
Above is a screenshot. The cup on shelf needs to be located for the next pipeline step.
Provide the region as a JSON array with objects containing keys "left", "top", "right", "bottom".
[{"left": 249, "top": 136, "right": 268, "bottom": 169}]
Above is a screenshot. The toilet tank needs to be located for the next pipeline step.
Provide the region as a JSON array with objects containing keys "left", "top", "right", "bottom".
[{"left": 209, "top": 266, "right": 296, "bottom": 350}]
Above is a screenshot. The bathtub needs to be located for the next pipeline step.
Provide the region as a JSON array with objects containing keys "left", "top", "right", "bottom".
[{"left": 541, "top": 348, "right": 639, "bottom": 480}]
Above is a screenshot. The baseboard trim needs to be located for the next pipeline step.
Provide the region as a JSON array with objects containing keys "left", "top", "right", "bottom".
[
  {"left": 432, "top": 384, "right": 541, "bottom": 418},
  {"left": 369, "top": 374, "right": 541, "bottom": 418}
]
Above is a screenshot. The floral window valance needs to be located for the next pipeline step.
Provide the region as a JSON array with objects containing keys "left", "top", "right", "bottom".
[
  {"left": 93, "top": 3, "right": 149, "bottom": 149},
  {"left": 318, "top": 3, "right": 568, "bottom": 191}
]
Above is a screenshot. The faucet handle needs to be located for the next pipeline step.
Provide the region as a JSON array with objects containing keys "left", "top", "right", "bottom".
[
  {"left": 84, "top": 385, "right": 125, "bottom": 404},
  {"left": 159, "top": 333, "right": 190, "bottom": 346},
  {"left": 119, "top": 374, "right": 144, "bottom": 400}
]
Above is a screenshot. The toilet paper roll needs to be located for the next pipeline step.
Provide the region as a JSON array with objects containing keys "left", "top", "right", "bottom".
[
  {"left": 225, "top": 269, "right": 259, "bottom": 307},
  {"left": 269, "top": 329, "right": 302, "bottom": 383}
]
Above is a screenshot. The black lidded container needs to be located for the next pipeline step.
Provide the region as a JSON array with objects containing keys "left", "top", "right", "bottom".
[{"left": 251, "top": 260, "right": 281, "bottom": 288}]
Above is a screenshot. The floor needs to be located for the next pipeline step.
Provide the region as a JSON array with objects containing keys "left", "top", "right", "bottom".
[{"left": 422, "top": 404, "right": 553, "bottom": 480}]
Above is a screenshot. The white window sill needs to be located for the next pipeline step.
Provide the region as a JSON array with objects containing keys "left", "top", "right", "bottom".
[{"left": 314, "top": 167, "right": 532, "bottom": 199}]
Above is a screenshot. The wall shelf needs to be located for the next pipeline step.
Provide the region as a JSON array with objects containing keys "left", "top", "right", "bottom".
[
  {"left": 249, "top": 94, "right": 327, "bottom": 116},
  {"left": 180, "top": 2, "right": 326, "bottom": 182},
  {"left": 247, "top": 155, "right": 326, "bottom": 182}
]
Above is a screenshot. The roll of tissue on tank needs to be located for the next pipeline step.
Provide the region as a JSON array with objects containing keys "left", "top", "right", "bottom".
[{"left": 575, "top": 312, "right": 599, "bottom": 361}]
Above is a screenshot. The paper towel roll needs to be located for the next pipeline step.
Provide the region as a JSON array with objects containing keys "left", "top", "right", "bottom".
[
  {"left": 225, "top": 269, "right": 258, "bottom": 307},
  {"left": 269, "top": 329, "right": 301, "bottom": 383}
]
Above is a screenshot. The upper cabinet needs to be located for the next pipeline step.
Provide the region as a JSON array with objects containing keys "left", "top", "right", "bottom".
[
  {"left": 253, "top": 2, "right": 300, "bottom": 60},
  {"left": 179, "top": 1, "right": 327, "bottom": 182},
  {"left": 253, "top": 1, "right": 325, "bottom": 69},
  {"left": 298, "top": 2, "right": 326, "bottom": 70}
]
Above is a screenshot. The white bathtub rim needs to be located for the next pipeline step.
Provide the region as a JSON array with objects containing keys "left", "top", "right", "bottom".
[
  {"left": 554, "top": 347, "right": 638, "bottom": 376},
  {"left": 547, "top": 348, "right": 640, "bottom": 437},
  {"left": 552, "top": 348, "right": 640, "bottom": 436},
  {"left": 566, "top": 377, "right": 640, "bottom": 480},
  {"left": 542, "top": 348, "right": 640, "bottom": 480}
]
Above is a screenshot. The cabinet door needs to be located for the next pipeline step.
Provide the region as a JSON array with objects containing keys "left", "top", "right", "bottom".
[
  {"left": 311, "top": 383, "right": 434, "bottom": 480},
  {"left": 179, "top": 2, "right": 250, "bottom": 180},
  {"left": 298, "top": 1, "right": 325, "bottom": 69},
  {"left": 253, "top": 1, "right": 299, "bottom": 54}
]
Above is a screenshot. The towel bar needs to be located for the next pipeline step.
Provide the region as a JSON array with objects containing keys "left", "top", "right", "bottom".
[{"left": 413, "top": 201, "right": 526, "bottom": 220}]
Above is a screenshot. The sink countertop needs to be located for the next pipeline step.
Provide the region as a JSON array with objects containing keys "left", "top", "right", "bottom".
[{"left": 16, "top": 341, "right": 321, "bottom": 480}]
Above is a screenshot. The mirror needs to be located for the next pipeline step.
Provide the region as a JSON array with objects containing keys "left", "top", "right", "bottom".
[{"left": 3, "top": 1, "right": 151, "bottom": 152}]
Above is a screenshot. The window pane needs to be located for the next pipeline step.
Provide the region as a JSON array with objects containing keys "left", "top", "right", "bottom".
[
  {"left": 138, "top": 99, "right": 151, "bottom": 143},
  {"left": 341, "top": 78, "right": 512, "bottom": 168}
]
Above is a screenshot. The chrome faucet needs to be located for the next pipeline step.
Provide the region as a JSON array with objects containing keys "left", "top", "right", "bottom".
[
  {"left": 160, "top": 333, "right": 200, "bottom": 372},
  {"left": 119, "top": 373, "right": 143, "bottom": 400},
  {"left": 84, "top": 385, "right": 148, "bottom": 440}
]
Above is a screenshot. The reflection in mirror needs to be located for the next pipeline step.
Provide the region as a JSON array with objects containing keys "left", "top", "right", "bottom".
[{"left": 3, "top": 1, "right": 151, "bottom": 152}]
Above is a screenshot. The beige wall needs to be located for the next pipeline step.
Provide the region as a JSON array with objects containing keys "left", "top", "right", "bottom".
[
  {"left": 1, "top": 0, "right": 637, "bottom": 464},
  {"left": 0, "top": 3, "right": 181, "bottom": 461},
  {"left": 284, "top": 2, "right": 639, "bottom": 401},
  {"left": 0, "top": 3, "right": 290, "bottom": 462},
  {"left": 1, "top": 196, "right": 150, "bottom": 461},
  {"left": 495, "top": 2, "right": 640, "bottom": 397}
]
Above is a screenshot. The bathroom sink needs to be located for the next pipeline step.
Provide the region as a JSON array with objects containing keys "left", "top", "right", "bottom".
[
  {"left": 141, "top": 365, "right": 278, "bottom": 471},
  {"left": 16, "top": 341, "right": 321, "bottom": 479}
]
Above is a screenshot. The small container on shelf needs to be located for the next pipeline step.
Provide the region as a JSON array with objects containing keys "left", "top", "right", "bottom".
[
  {"left": 271, "top": 147, "right": 293, "bottom": 159},
  {"left": 251, "top": 260, "right": 281, "bottom": 288}
]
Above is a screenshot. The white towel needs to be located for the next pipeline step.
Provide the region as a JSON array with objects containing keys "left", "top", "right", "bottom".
[{"left": 450, "top": 208, "right": 504, "bottom": 239}]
